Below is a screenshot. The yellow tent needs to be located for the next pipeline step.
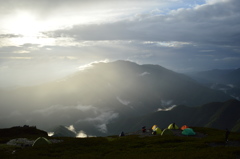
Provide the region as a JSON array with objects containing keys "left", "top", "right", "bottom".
[
  {"left": 152, "top": 125, "right": 158, "bottom": 131},
  {"left": 161, "top": 129, "right": 174, "bottom": 136},
  {"left": 168, "top": 123, "right": 179, "bottom": 129},
  {"left": 154, "top": 127, "right": 162, "bottom": 135}
]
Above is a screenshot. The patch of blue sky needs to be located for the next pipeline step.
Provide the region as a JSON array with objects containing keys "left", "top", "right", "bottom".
[{"left": 149, "top": 0, "right": 207, "bottom": 16}]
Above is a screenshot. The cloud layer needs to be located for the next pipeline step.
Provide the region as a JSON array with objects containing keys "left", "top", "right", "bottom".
[
  {"left": 0, "top": 103, "right": 119, "bottom": 134},
  {"left": 0, "top": 0, "right": 240, "bottom": 86},
  {"left": 48, "top": 0, "right": 240, "bottom": 45}
]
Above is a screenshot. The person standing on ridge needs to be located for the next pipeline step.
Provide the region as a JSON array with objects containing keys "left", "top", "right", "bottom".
[
  {"left": 142, "top": 126, "right": 146, "bottom": 133},
  {"left": 119, "top": 131, "right": 125, "bottom": 137},
  {"left": 225, "top": 128, "right": 230, "bottom": 144}
]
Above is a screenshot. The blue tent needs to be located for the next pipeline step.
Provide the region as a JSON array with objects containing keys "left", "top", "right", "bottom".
[{"left": 182, "top": 128, "right": 196, "bottom": 136}]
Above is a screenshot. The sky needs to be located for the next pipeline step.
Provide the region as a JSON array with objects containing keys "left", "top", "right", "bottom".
[{"left": 0, "top": 0, "right": 240, "bottom": 87}]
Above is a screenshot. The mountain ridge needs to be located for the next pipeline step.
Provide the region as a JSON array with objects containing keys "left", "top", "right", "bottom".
[
  {"left": 107, "top": 99, "right": 240, "bottom": 135},
  {"left": 0, "top": 60, "right": 232, "bottom": 136},
  {"left": 185, "top": 68, "right": 240, "bottom": 100}
]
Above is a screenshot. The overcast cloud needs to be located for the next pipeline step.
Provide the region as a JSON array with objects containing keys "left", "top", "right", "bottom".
[{"left": 0, "top": 0, "right": 240, "bottom": 87}]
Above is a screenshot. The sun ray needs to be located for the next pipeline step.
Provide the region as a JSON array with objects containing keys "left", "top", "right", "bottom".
[
  {"left": 7, "top": 11, "right": 41, "bottom": 36},
  {"left": 3, "top": 11, "right": 56, "bottom": 45}
]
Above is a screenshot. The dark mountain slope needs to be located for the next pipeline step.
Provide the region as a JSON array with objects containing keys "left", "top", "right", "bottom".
[
  {"left": 51, "top": 125, "right": 76, "bottom": 137},
  {"left": 186, "top": 68, "right": 240, "bottom": 85},
  {"left": 108, "top": 99, "right": 240, "bottom": 135},
  {"left": 186, "top": 68, "right": 240, "bottom": 100}
]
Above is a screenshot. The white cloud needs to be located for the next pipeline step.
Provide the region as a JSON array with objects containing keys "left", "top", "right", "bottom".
[
  {"left": 7, "top": 103, "right": 118, "bottom": 133},
  {"left": 66, "top": 125, "right": 95, "bottom": 137},
  {"left": 66, "top": 125, "right": 77, "bottom": 134},
  {"left": 78, "top": 111, "right": 119, "bottom": 133},
  {"left": 96, "top": 124, "right": 108, "bottom": 134},
  {"left": 78, "top": 59, "right": 109, "bottom": 71},
  {"left": 45, "top": 0, "right": 239, "bottom": 49},
  {"left": 139, "top": 72, "right": 150, "bottom": 76},
  {"left": 227, "top": 84, "right": 235, "bottom": 88},
  {"left": 206, "top": 0, "right": 230, "bottom": 5},
  {"left": 48, "top": 132, "right": 54, "bottom": 137},
  {"left": 76, "top": 130, "right": 88, "bottom": 138},
  {"left": 116, "top": 96, "right": 130, "bottom": 106},
  {"left": 83, "top": 111, "right": 119, "bottom": 123},
  {"left": 157, "top": 105, "right": 177, "bottom": 111}
]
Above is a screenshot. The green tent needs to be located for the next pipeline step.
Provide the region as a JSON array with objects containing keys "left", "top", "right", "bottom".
[
  {"left": 153, "top": 127, "right": 162, "bottom": 135},
  {"left": 182, "top": 128, "right": 196, "bottom": 136},
  {"left": 168, "top": 123, "right": 179, "bottom": 129},
  {"left": 32, "top": 137, "right": 51, "bottom": 146},
  {"left": 161, "top": 129, "right": 174, "bottom": 136}
]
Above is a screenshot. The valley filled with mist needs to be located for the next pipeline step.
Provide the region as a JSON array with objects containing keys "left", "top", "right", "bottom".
[{"left": 1, "top": 60, "right": 239, "bottom": 137}]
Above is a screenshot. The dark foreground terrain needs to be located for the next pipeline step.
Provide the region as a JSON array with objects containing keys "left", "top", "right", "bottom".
[{"left": 1, "top": 127, "right": 240, "bottom": 159}]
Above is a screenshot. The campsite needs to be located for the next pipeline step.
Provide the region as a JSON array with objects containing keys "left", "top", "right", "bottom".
[{"left": 1, "top": 125, "right": 240, "bottom": 158}]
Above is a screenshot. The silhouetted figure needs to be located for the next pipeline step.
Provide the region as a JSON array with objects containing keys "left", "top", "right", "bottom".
[
  {"left": 225, "top": 129, "right": 230, "bottom": 143},
  {"left": 152, "top": 131, "right": 156, "bottom": 135},
  {"left": 119, "top": 131, "right": 125, "bottom": 137},
  {"left": 142, "top": 126, "right": 146, "bottom": 133}
]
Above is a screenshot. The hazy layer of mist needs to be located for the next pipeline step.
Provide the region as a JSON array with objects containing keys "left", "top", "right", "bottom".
[{"left": 0, "top": 60, "right": 231, "bottom": 136}]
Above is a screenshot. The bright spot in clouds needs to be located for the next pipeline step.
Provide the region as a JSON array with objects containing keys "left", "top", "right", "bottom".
[
  {"left": 0, "top": 0, "right": 239, "bottom": 86},
  {"left": 78, "top": 59, "right": 109, "bottom": 71},
  {"left": 6, "top": 11, "right": 40, "bottom": 36},
  {"left": 3, "top": 11, "right": 56, "bottom": 46}
]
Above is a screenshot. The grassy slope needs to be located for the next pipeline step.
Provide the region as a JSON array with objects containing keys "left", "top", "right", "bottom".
[{"left": 1, "top": 127, "right": 240, "bottom": 159}]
